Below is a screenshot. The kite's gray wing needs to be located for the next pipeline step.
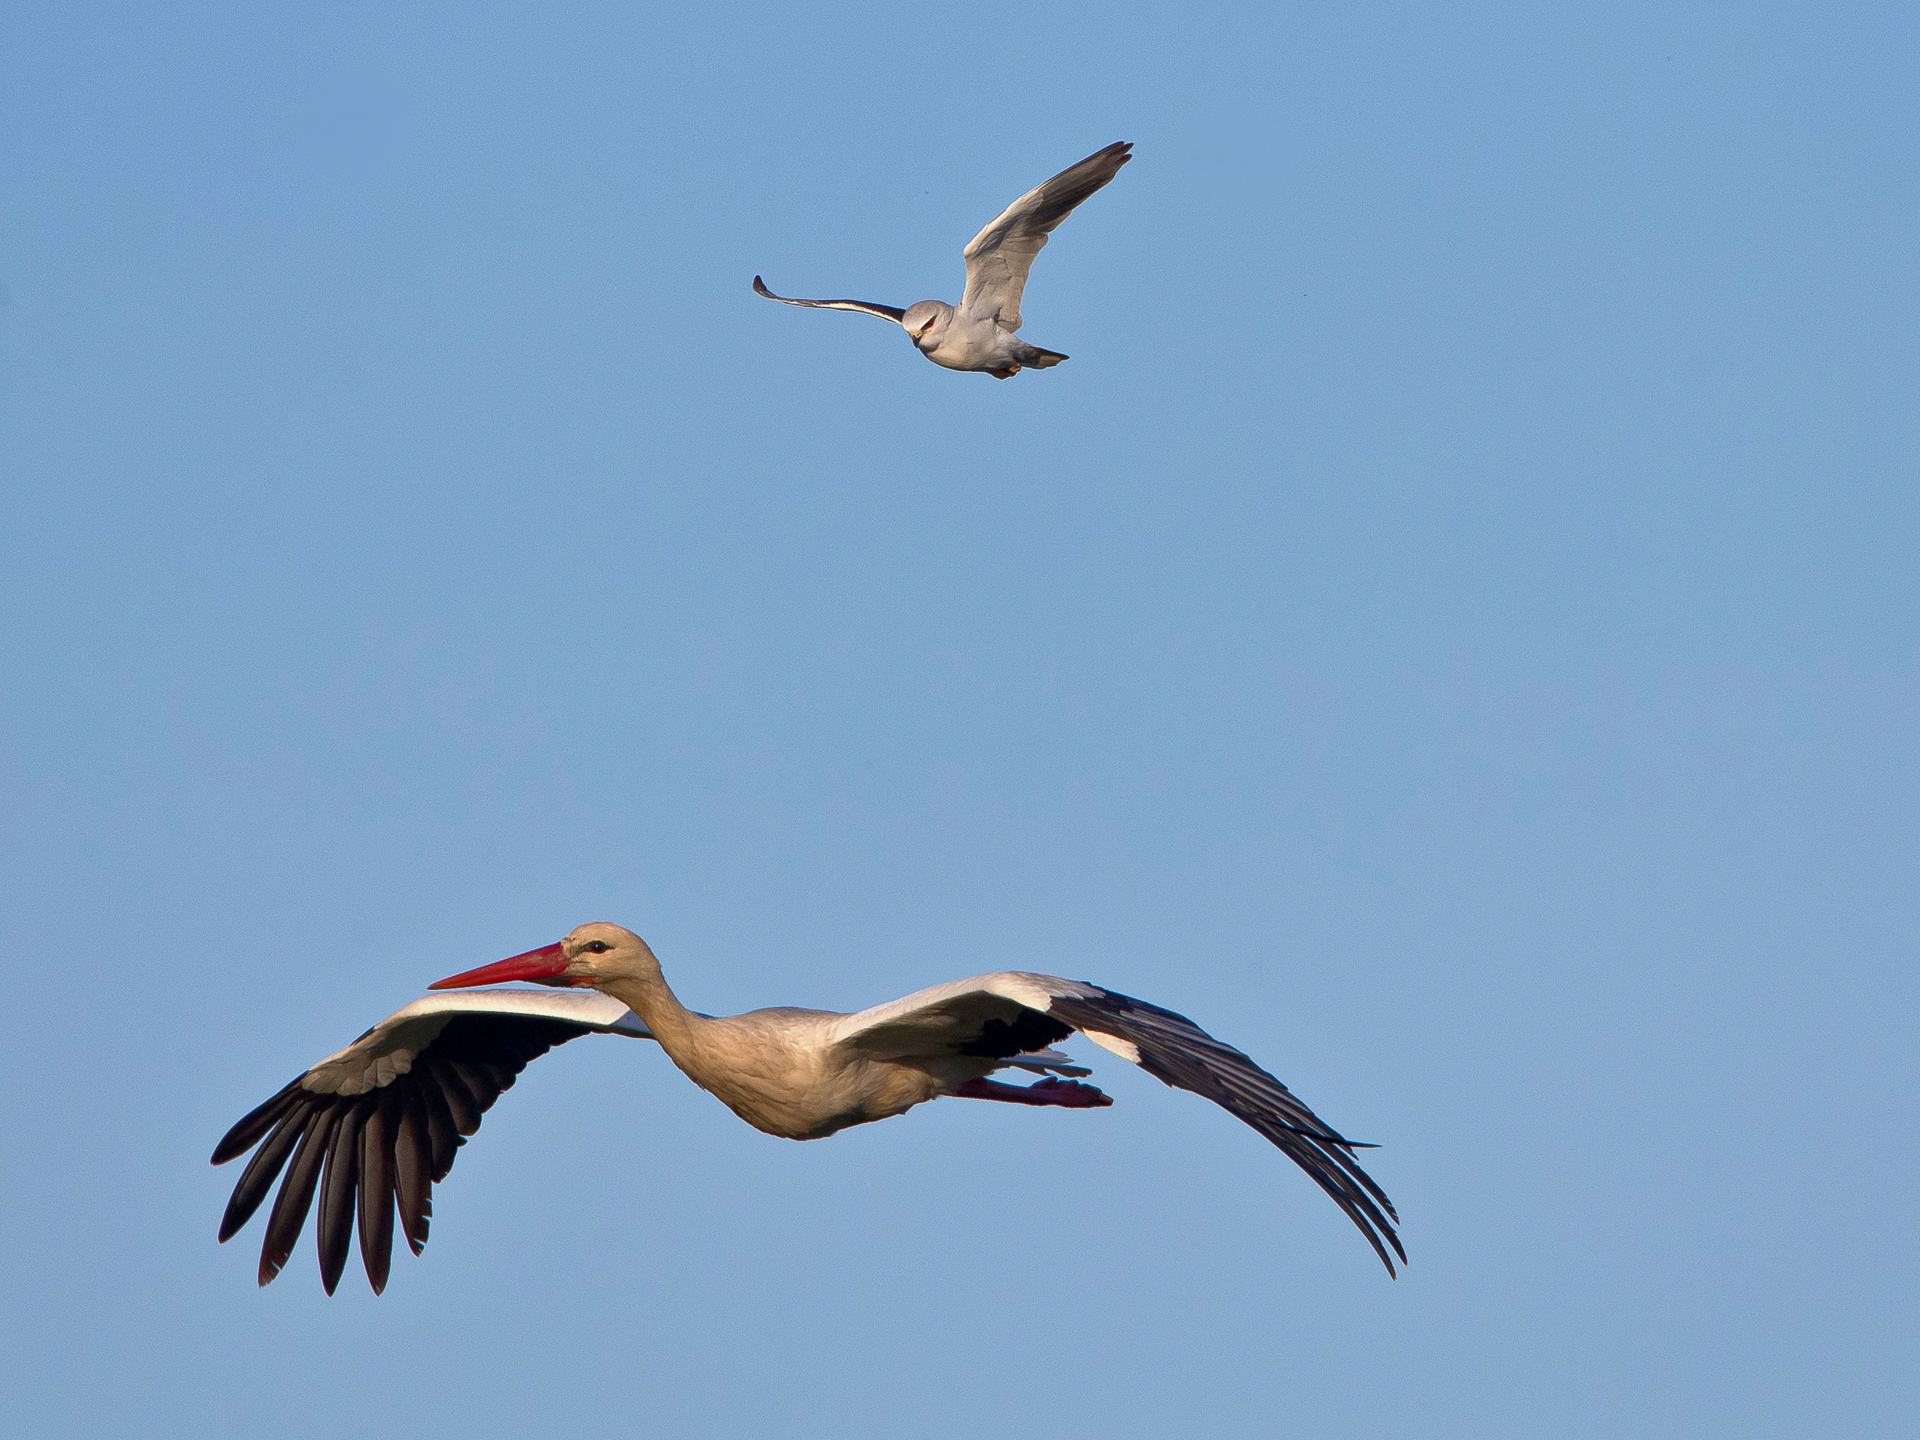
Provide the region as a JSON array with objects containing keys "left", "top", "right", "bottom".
[
  {"left": 958, "top": 141, "right": 1132, "bottom": 332},
  {"left": 753, "top": 275, "right": 906, "bottom": 324}
]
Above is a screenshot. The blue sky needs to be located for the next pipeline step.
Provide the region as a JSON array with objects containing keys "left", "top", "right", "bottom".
[{"left": 2, "top": 3, "right": 1914, "bottom": 1436}]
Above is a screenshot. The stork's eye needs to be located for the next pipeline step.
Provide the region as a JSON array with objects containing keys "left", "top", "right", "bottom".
[{"left": 584, "top": 940, "right": 611, "bottom": 954}]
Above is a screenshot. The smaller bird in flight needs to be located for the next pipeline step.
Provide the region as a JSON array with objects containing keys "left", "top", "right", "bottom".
[{"left": 754, "top": 141, "right": 1133, "bottom": 379}]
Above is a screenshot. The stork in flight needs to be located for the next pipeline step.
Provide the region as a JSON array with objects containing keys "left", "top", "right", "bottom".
[
  {"left": 213, "top": 922, "right": 1403, "bottom": 1293},
  {"left": 752, "top": 141, "right": 1133, "bottom": 378}
]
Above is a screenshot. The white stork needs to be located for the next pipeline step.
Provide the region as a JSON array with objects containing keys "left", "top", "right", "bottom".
[{"left": 213, "top": 923, "right": 1403, "bottom": 1292}]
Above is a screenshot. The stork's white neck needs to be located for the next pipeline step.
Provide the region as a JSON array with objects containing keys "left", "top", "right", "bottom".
[{"left": 599, "top": 967, "right": 702, "bottom": 1054}]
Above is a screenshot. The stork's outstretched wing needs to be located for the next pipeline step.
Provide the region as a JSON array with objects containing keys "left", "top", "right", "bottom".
[
  {"left": 959, "top": 141, "right": 1132, "bottom": 332},
  {"left": 752, "top": 276, "right": 906, "bottom": 323},
  {"left": 833, "top": 970, "right": 1403, "bottom": 1275},
  {"left": 211, "top": 989, "right": 653, "bottom": 1294}
]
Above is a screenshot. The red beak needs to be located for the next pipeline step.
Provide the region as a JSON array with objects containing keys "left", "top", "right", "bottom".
[{"left": 429, "top": 941, "right": 574, "bottom": 990}]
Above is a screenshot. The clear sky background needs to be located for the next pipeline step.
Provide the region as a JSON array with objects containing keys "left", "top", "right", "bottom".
[{"left": 2, "top": 3, "right": 1914, "bottom": 1436}]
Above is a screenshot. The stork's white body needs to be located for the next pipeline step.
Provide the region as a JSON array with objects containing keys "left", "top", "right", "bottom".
[{"left": 620, "top": 969, "right": 1103, "bottom": 1140}]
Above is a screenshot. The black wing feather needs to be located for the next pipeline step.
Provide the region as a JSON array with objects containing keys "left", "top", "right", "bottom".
[
  {"left": 418, "top": 1064, "right": 461, "bottom": 1180},
  {"left": 357, "top": 1088, "right": 399, "bottom": 1294},
  {"left": 214, "top": 1014, "right": 595, "bottom": 1294},
  {"left": 259, "top": 1105, "right": 339, "bottom": 1286},
  {"left": 211, "top": 1086, "right": 304, "bottom": 1166},
  {"left": 428, "top": 1053, "right": 483, "bottom": 1135},
  {"left": 1048, "top": 988, "right": 1405, "bottom": 1276},
  {"left": 316, "top": 1096, "right": 368, "bottom": 1295},
  {"left": 218, "top": 1099, "right": 309, "bottom": 1243},
  {"left": 958, "top": 1009, "right": 1073, "bottom": 1058},
  {"left": 447, "top": 1057, "right": 503, "bottom": 1113},
  {"left": 394, "top": 1080, "right": 434, "bottom": 1255}
]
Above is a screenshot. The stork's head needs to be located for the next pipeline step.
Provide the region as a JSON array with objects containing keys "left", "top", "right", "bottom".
[
  {"left": 429, "top": 922, "right": 661, "bottom": 991},
  {"left": 901, "top": 300, "right": 950, "bottom": 348}
]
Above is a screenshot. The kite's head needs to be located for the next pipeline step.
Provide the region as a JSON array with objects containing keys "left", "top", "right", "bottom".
[{"left": 902, "top": 300, "right": 950, "bottom": 348}]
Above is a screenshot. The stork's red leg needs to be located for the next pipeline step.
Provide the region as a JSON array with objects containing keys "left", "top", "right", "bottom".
[{"left": 948, "top": 1076, "right": 1112, "bottom": 1108}]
